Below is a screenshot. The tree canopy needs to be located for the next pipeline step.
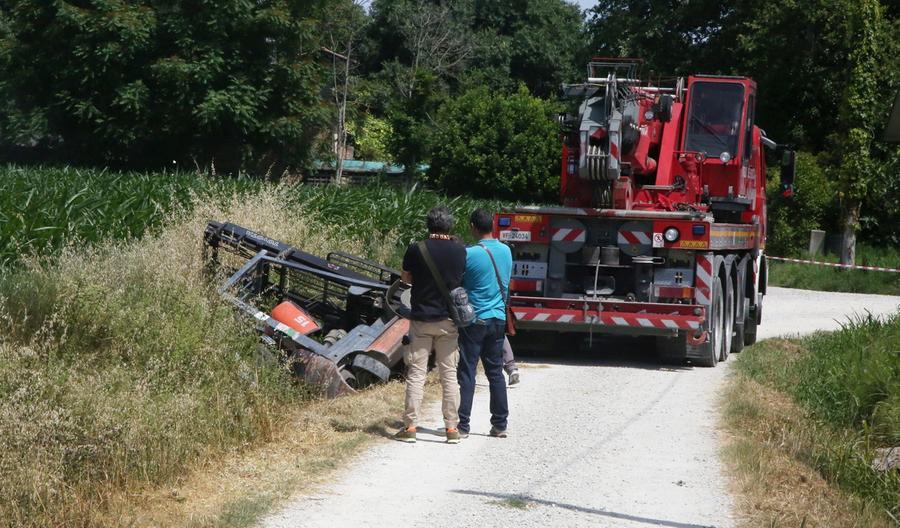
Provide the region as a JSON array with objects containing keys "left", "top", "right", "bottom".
[
  {"left": 0, "top": 0, "right": 898, "bottom": 247},
  {"left": 0, "top": 0, "right": 331, "bottom": 170}
]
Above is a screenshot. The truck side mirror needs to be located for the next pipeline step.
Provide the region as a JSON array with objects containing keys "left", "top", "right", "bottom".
[
  {"left": 558, "top": 113, "right": 578, "bottom": 133},
  {"left": 780, "top": 149, "right": 795, "bottom": 198}
]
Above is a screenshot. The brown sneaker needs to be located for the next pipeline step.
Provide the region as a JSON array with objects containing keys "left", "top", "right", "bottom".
[
  {"left": 394, "top": 427, "right": 416, "bottom": 443},
  {"left": 489, "top": 426, "right": 508, "bottom": 438},
  {"left": 446, "top": 428, "right": 461, "bottom": 444}
]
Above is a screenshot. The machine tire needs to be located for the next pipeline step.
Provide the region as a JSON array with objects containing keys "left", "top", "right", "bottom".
[
  {"left": 692, "top": 276, "right": 724, "bottom": 367},
  {"left": 350, "top": 353, "right": 391, "bottom": 388},
  {"left": 339, "top": 367, "right": 358, "bottom": 389}
]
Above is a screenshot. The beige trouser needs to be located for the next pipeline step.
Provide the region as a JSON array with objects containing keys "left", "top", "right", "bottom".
[{"left": 404, "top": 318, "right": 460, "bottom": 430}]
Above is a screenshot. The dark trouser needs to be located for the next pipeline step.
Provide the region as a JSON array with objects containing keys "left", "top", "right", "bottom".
[{"left": 457, "top": 318, "right": 509, "bottom": 433}]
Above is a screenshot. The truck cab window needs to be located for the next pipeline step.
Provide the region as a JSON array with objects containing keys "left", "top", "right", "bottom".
[
  {"left": 684, "top": 82, "right": 745, "bottom": 159},
  {"left": 743, "top": 95, "right": 755, "bottom": 163}
]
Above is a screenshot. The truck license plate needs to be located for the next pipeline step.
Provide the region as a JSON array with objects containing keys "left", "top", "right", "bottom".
[
  {"left": 512, "top": 261, "right": 547, "bottom": 279},
  {"left": 499, "top": 230, "right": 531, "bottom": 242}
]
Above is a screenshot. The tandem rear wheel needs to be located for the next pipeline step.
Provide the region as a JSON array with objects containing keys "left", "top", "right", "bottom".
[{"left": 656, "top": 260, "right": 731, "bottom": 368}]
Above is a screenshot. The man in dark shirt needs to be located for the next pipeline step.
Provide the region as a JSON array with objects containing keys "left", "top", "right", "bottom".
[{"left": 396, "top": 205, "right": 467, "bottom": 444}]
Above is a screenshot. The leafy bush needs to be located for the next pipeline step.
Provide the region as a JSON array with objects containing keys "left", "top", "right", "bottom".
[
  {"left": 349, "top": 115, "right": 394, "bottom": 161},
  {"left": 765, "top": 151, "right": 837, "bottom": 255},
  {"left": 427, "top": 85, "right": 561, "bottom": 202}
]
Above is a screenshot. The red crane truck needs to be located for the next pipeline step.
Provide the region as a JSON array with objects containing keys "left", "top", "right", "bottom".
[{"left": 495, "top": 60, "right": 795, "bottom": 366}]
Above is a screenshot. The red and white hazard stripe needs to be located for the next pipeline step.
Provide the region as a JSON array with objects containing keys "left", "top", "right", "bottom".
[
  {"left": 694, "top": 253, "right": 714, "bottom": 306},
  {"left": 512, "top": 309, "right": 701, "bottom": 330},
  {"left": 617, "top": 230, "right": 651, "bottom": 245},
  {"left": 552, "top": 227, "right": 586, "bottom": 242},
  {"left": 767, "top": 256, "right": 900, "bottom": 274}
]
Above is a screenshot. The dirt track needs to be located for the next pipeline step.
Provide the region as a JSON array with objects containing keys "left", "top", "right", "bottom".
[{"left": 261, "top": 287, "right": 900, "bottom": 528}]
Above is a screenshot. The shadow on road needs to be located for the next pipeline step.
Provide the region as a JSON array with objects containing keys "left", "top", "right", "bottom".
[
  {"left": 450, "top": 489, "right": 718, "bottom": 528},
  {"left": 511, "top": 333, "right": 694, "bottom": 372}
]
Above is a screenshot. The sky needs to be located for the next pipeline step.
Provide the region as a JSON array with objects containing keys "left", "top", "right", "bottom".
[{"left": 575, "top": 0, "right": 596, "bottom": 14}]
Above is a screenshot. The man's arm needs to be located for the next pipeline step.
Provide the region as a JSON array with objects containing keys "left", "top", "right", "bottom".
[{"left": 401, "top": 244, "right": 415, "bottom": 285}]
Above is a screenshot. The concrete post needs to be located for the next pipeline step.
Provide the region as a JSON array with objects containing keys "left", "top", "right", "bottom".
[{"left": 809, "top": 230, "right": 826, "bottom": 256}]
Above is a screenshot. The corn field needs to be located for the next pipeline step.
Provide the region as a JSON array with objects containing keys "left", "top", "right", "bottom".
[
  {"left": 0, "top": 166, "right": 507, "bottom": 267},
  {"left": 0, "top": 165, "right": 264, "bottom": 265}
]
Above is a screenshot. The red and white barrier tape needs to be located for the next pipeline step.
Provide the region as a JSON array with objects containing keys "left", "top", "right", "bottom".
[{"left": 767, "top": 256, "right": 900, "bottom": 274}]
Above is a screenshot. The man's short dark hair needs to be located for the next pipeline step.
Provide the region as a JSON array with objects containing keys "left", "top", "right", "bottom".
[
  {"left": 469, "top": 208, "right": 493, "bottom": 235},
  {"left": 426, "top": 205, "right": 454, "bottom": 234}
]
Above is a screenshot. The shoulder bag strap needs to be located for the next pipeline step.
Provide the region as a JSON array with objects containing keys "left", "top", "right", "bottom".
[
  {"left": 417, "top": 241, "right": 453, "bottom": 305},
  {"left": 478, "top": 243, "right": 508, "bottom": 307}
]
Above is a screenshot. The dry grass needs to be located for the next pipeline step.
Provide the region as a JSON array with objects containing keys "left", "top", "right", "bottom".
[
  {"left": 109, "top": 379, "right": 434, "bottom": 527},
  {"left": 131, "top": 376, "right": 441, "bottom": 528},
  {"left": 722, "top": 376, "right": 894, "bottom": 528},
  {"left": 0, "top": 185, "right": 414, "bottom": 527}
]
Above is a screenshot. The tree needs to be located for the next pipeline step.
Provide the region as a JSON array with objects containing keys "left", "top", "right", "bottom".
[
  {"left": 585, "top": 0, "right": 852, "bottom": 150},
  {"left": 0, "top": 0, "right": 332, "bottom": 171},
  {"left": 470, "top": 0, "right": 586, "bottom": 96},
  {"left": 322, "top": 0, "right": 370, "bottom": 183},
  {"left": 364, "top": 0, "right": 473, "bottom": 172},
  {"left": 833, "top": 0, "right": 891, "bottom": 265},
  {"left": 428, "top": 85, "right": 561, "bottom": 201}
]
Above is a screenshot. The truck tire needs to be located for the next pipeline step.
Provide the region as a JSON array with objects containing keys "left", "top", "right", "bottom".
[
  {"left": 691, "top": 275, "right": 724, "bottom": 367},
  {"left": 744, "top": 293, "right": 762, "bottom": 346},
  {"left": 731, "top": 297, "right": 749, "bottom": 353},
  {"left": 720, "top": 275, "right": 735, "bottom": 362}
]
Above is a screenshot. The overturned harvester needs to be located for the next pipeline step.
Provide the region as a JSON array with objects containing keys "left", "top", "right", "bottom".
[{"left": 204, "top": 222, "right": 410, "bottom": 397}]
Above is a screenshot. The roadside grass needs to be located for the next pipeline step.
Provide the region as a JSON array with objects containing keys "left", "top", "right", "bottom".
[
  {"left": 768, "top": 244, "right": 900, "bottom": 296},
  {"left": 723, "top": 313, "right": 900, "bottom": 527},
  {"left": 0, "top": 186, "right": 407, "bottom": 527},
  {"left": 723, "top": 377, "right": 892, "bottom": 528}
]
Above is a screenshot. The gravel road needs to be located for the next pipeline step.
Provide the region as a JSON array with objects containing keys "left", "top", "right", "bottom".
[{"left": 261, "top": 287, "right": 899, "bottom": 528}]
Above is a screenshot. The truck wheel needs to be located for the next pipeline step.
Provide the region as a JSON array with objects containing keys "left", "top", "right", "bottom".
[
  {"left": 720, "top": 276, "right": 735, "bottom": 362},
  {"left": 692, "top": 276, "right": 724, "bottom": 367},
  {"left": 743, "top": 293, "right": 762, "bottom": 346}
]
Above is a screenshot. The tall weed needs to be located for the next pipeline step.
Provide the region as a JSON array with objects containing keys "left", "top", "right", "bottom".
[{"left": 0, "top": 186, "right": 382, "bottom": 527}]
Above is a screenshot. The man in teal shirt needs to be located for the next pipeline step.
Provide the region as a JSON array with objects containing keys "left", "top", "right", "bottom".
[{"left": 457, "top": 208, "right": 512, "bottom": 438}]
